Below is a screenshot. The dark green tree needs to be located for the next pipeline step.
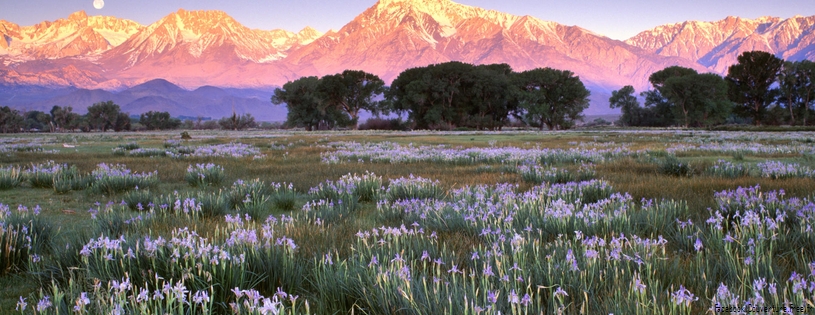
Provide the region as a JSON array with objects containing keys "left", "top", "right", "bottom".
[
  {"left": 648, "top": 66, "right": 699, "bottom": 90},
  {"left": 777, "top": 60, "right": 815, "bottom": 125},
  {"left": 387, "top": 66, "right": 433, "bottom": 129},
  {"left": 23, "top": 110, "right": 51, "bottom": 131},
  {"left": 386, "top": 62, "right": 475, "bottom": 129},
  {"left": 272, "top": 76, "right": 350, "bottom": 130},
  {"left": 420, "top": 61, "right": 472, "bottom": 129},
  {"left": 662, "top": 73, "right": 732, "bottom": 127},
  {"left": 640, "top": 90, "right": 676, "bottom": 126},
  {"left": 86, "top": 101, "right": 126, "bottom": 131},
  {"left": 608, "top": 85, "right": 644, "bottom": 126},
  {"left": 318, "top": 70, "right": 387, "bottom": 129},
  {"left": 514, "top": 67, "right": 590, "bottom": 130},
  {"left": 726, "top": 51, "right": 784, "bottom": 125},
  {"left": 0, "top": 106, "right": 24, "bottom": 133},
  {"left": 113, "top": 112, "right": 132, "bottom": 132},
  {"left": 140, "top": 111, "right": 181, "bottom": 130},
  {"left": 641, "top": 66, "right": 701, "bottom": 127},
  {"left": 465, "top": 64, "right": 516, "bottom": 130},
  {"left": 50, "top": 106, "right": 81, "bottom": 132}
]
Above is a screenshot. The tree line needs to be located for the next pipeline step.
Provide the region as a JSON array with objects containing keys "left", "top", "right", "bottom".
[
  {"left": 0, "top": 101, "right": 264, "bottom": 133},
  {"left": 4, "top": 51, "right": 809, "bottom": 133},
  {"left": 272, "top": 62, "right": 591, "bottom": 130},
  {"left": 611, "top": 51, "right": 815, "bottom": 127}
]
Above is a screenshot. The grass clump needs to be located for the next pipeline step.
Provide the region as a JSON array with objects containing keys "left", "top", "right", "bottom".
[
  {"left": 706, "top": 159, "right": 751, "bottom": 178},
  {"left": 26, "top": 161, "right": 76, "bottom": 189},
  {"left": 0, "top": 166, "right": 24, "bottom": 190},
  {"left": 90, "top": 163, "right": 159, "bottom": 195},
  {"left": 270, "top": 182, "right": 299, "bottom": 211},
  {"left": 384, "top": 175, "right": 444, "bottom": 202},
  {"left": 518, "top": 163, "right": 597, "bottom": 184},
  {"left": 122, "top": 189, "right": 156, "bottom": 211},
  {"left": 52, "top": 173, "right": 92, "bottom": 194},
  {"left": 0, "top": 204, "right": 52, "bottom": 277},
  {"left": 185, "top": 163, "right": 226, "bottom": 187}
]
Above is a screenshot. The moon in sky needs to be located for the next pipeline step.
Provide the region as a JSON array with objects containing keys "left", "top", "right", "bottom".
[{"left": 93, "top": 0, "right": 104, "bottom": 9}]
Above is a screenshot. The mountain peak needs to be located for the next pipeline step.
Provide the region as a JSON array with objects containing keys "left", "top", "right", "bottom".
[
  {"left": 377, "top": 0, "right": 451, "bottom": 7},
  {"left": 297, "top": 26, "right": 322, "bottom": 38},
  {"left": 165, "top": 9, "right": 235, "bottom": 26},
  {"left": 68, "top": 11, "right": 88, "bottom": 21},
  {"left": 298, "top": 26, "right": 319, "bottom": 34}
]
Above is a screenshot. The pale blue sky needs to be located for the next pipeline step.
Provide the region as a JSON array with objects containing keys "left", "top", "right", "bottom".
[{"left": 3, "top": 0, "right": 815, "bottom": 40}]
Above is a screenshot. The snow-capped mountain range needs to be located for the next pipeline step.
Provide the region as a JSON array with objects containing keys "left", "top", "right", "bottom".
[{"left": 2, "top": 0, "right": 814, "bottom": 116}]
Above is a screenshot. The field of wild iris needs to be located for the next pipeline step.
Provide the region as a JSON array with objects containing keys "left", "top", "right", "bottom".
[{"left": 1, "top": 129, "right": 814, "bottom": 314}]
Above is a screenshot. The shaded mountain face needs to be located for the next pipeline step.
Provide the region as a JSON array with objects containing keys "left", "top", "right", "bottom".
[{"left": 1, "top": 0, "right": 813, "bottom": 118}]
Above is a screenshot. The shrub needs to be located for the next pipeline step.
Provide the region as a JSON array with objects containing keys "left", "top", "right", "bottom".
[
  {"left": 176, "top": 146, "right": 195, "bottom": 155},
  {"left": 115, "top": 142, "right": 140, "bottom": 150},
  {"left": 658, "top": 156, "right": 692, "bottom": 177},
  {"left": 358, "top": 117, "right": 411, "bottom": 131},
  {"left": 164, "top": 139, "right": 182, "bottom": 148}
]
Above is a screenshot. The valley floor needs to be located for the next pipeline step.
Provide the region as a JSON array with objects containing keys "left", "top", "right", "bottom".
[{"left": 1, "top": 129, "right": 814, "bottom": 314}]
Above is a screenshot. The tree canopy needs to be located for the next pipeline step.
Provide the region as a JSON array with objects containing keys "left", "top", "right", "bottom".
[
  {"left": 621, "top": 66, "right": 732, "bottom": 128},
  {"left": 777, "top": 60, "right": 815, "bottom": 125},
  {"left": 385, "top": 62, "right": 587, "bottom": 130},
  {"left": 86, "top": 101, "right": 130, "bottom": 132},
  {"left": 514, "top": 68, "right": 590, "bottom": 130},
  {"left": 0, "top": 106, "right": 25, "bottom": 133},
  {"left": 319, "top": 70, "right": 387, "bottom": 129},
  {"left": 661, "top": 73, "right": 731, "bottom": 127},
  {"left": 726, "top": 51, "right": 784, "bottom": 125},
  {"left": 140, "top": 110, "right": 181, "bottom": 130},
  {"left": 608, "top": 85, "right": 644, "bottom": 127},
  {"left": 272, "top": 76, "right": 352, "bottom": 130}
]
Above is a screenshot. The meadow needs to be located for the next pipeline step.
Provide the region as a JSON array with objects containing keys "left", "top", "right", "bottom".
[{"left": 1, "top": 129, "right": 814, "bottom": 314}]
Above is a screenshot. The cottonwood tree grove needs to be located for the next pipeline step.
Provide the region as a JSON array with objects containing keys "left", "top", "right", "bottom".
[
  {"left": 612, "top": 51, "right": 815, "bottom": 127},
  {"left": 273, "top": 62, "right": 591, "bottom": 130}
]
